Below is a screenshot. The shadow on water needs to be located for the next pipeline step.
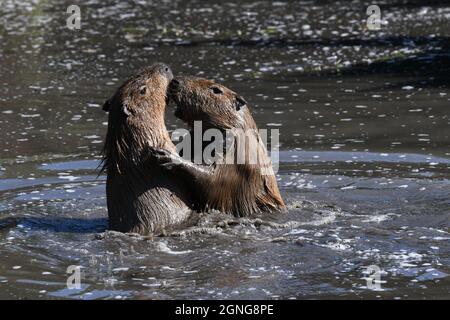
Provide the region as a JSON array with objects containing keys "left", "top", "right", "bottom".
[
  {"left": 0, "top": 217, "right": 107, "bottom": 234},
  {"left": 153, "top": 35, "right": 447, "bottom": 49},
  {"left": 381, "top": 0, "right": 450, "bottom": 8},
  {"left": 165, "top": 34, "right": 450, "bottom": 88},
  {"left": 205, "top": 35, "right": 450, "bottom": 89},
  {"left": 316, "top": 38, "right": 450, "bottom": 90}
]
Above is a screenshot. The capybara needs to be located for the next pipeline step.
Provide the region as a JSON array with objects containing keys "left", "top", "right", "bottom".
[
  {"left": 151, "top": 76, "right": 286, "bottom": 217},
  {"left": 101, "top": 64, "right": 195, "bottom": 235}
]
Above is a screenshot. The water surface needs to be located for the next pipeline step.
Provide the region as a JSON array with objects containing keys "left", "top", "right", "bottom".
[{"left": 0, "top": 0, "right": 449, "bottom": 299}]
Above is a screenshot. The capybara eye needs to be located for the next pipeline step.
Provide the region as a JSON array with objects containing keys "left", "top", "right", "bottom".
[
  {"left": 210, "top": 86, "right": 223, "bottom": 95},
  {"left": 139, "top": 86, "right": 147, "bottom": 95}
]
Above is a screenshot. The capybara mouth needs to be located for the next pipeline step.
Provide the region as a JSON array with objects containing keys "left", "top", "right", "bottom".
[
  {"left": 173, "top": 98, "right": 186, "bottom": 120},
  {"left": 174, "top": 105, "right": 183, "bottom": 119},
  {"left": 169, "top": 79, "right": 184, "bottom": 119},
  {"left": 169, "top": 78, "right": 180, "bottom": 96}
]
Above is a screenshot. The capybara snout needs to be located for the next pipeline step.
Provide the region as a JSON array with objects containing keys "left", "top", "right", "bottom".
[
  {"left": 103, "top": 63, "right": 173, "bottom": 116},
  {"left": 169, "top": 76, "right": 248, "bottom": 129}
]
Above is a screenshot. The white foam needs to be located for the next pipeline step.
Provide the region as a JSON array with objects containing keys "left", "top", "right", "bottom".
[{"left": 156, "top": 241, "right": 192, "bottom": 255}]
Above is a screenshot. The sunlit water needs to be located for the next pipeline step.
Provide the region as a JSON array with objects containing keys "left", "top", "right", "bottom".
[{"left": 0, "top": 0, "right": 449, "bottom": 299}]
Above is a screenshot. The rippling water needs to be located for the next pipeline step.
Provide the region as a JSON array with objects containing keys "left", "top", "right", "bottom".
[{"left": 0, "top": 0, "right": 449, "bottom": 299}]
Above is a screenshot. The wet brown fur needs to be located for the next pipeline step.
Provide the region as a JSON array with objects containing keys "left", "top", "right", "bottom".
[
  {"left": 101, "top": 64, "right": 194, "bottom": 235},
  {"left": 170, "top": 76, "right": 286, "bottom": 217}
]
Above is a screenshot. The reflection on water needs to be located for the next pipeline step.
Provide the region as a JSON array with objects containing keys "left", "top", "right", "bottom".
[{"left": 0, "top": 0, "right": 449, "bottom": 299}]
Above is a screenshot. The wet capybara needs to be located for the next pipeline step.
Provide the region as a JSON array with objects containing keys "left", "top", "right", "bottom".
[
  {"left": 152, "top": 76, "right": 286, "bottom": 217},
  {"left": 101, "top": 63, "right": 195, "bottom": 235}
]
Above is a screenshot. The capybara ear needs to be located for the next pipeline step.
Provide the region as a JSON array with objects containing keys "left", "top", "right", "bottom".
[
  {"left": 235, "top": 96, "right": 247, "bottom": 111},
  {"left": 102, "top": 99, "right": 111, "bottom": 112}
]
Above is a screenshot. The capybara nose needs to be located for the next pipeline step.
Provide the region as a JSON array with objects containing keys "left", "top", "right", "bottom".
[{"left": 154, "top": 62, "right": 173, "bottom": 81}]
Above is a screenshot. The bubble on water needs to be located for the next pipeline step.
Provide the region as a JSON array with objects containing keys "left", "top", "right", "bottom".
[
  {"left": 19, "top": 113, "right": 40, "bottom": 118},
  {"left": 58, "top": 176, "right": 79, "bottom": 182},
  {"left": 433, "top": 236, "right": 450, "bottom": 241},
  {"left": 156, "top": 241, "right": 192, "bottom": 255},
  {"left": 183, "top": 270, "right": 198, "bottom": 274},
  {"left": 361, "top": 213, "right": 399, "bottom": 223}
]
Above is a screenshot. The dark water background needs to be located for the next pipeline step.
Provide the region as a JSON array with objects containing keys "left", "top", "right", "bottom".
[{"left": 0, "top": 0, "right": 449, "bottom": 299}]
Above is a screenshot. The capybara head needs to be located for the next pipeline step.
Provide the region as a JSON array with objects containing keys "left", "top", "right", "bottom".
[
  {"left": 102, "top": 63, "right": 173, "bottom": 172},
  {"left": 169, "top": 76, "right": 248, "bottom": 130}
]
